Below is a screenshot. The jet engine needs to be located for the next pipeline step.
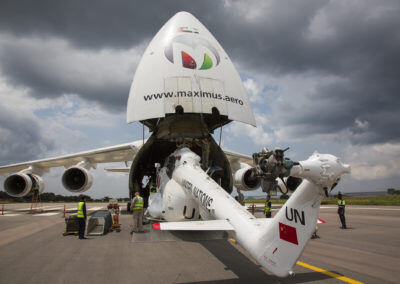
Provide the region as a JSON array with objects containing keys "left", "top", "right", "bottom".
[
  {"left": 4, "top": 173, "right": 44, "bottom": 197},
  {"left": 62, "top": 166, "right": 93, "bottom": 193},
  {"left": 234, "top": 163, "right": 261, "bottom": 191}
]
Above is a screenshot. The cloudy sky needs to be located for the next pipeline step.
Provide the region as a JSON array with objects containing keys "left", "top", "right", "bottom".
[{"left": 0, "top": 0, "right": 399, "bottom": 198}]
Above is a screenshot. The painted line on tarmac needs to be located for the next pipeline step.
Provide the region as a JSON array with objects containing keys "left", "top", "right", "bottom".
[
  {"left": 33, "top": 212, "right": 59, "bottom": 216},
  {"left": 42, "top": 206, "right": 64, "bottom": 211},
  {"left": 66, "top": 207, "right": 77, "bottom": 211},
  {"left": 88, "top": 206, "right": 104, "bottom": 211},
  {"left": 320, "top": 206, "right": 400, "bottom": 211},
  {"left": 297, "top": 261, "right": 364, "bottom": 284},
  {"left": 0, "top": 213, "right": 21, "bottom": 217},
  {"left": 228, "top": 237, "right": 363, "bottom": 283},
  {"left": 347, "top": 207, "right": 400, "bottom": 211}
]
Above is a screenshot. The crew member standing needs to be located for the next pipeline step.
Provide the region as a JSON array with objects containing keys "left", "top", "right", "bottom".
[
  {"left": 77, "top": 197, "right": 87, "bottom": 239},
  {"left": 337, "top": 192, "right": 347, "bottom": 229},
  {"left": 201, "top": 138, "right": 210, "bottom": 171},
  {"left": 237, "top": 189, "right": 245, "bottom": 206},
  {"left": 130, "top": 191, "right": 144, "bottom": 233},
  {"left": 265, "top": 195, "right": 272, "bottom": 218},
  {"left": 149, "top": 180, "right": 156, "bottom": 195},
  {"left": 33, "top": 183, "right": 39, "bottom": 196}
]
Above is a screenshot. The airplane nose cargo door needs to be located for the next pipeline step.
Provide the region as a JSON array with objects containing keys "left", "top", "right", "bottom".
[
  {"left": 164, "top": 76, "right": 227, "bottom": 116},
  {"left": 126, "top": 11, "right": 256, "bottom": 127}
]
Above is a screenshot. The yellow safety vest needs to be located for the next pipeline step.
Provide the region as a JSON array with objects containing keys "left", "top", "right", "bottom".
[
  {"left": 77, "top": 202, "right": 85, "bottom": 218},
  {"left": 338, "top": 200, "right": 346, "bottom": 206},
  {"left": 265, "top": 202, "right": 271, "bottom": 213},
  {"left": 204, "top": 143, "right": 210, "bottom": 153},
  {"left": 133, "top": 197, "right": 144, "bottom": 210},
  {"left": 149, "top": 182, "right": 155, "bottom": 195}
]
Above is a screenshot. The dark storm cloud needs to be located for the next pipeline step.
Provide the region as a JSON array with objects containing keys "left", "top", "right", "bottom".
[
  {"left": 0, "top": 0, "right": 219, "bottom": 50},
  {"left": 0, "top": 0, "right": 399, "bottom": 145},
  {"left": 209, "top": 1, "right": 400, "bottom": 145},
  {"left": 0, "top": 105, "right": 55, "bottom": 165},
  {"left": 0, "top": 36, "right": 131, "bottom": 111},
  {"left": 0, "top": 0, "right": 221, "bottom": 111}
]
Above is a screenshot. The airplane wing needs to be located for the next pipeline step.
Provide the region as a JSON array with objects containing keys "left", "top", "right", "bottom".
[
  {"left": 104, "top": 168, "right": 130, "bottom": 173},
  {"left": 223, "top": 149, "right": 253, "bottom": 172},
  {"left": 0, "top": 140, "right": 144, "bottom": 176},
  {"left": 224, "top": 150, "right": 253, "bottom": 172},
  {"left": 153, "top": 220, "right": 235, "bottom": 231}
]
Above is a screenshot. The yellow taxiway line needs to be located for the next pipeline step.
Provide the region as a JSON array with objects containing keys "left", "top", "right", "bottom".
[
  {"left": 228, "top": 238, "right": 363, "bottom": 283},
  {"left": 296, "top": 261, "right": 364, "bottom": 284}
]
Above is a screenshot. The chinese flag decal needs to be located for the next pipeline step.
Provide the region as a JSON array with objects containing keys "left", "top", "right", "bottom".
[{"left": 279, "top": 222, "right": 298, "bottom": 245}]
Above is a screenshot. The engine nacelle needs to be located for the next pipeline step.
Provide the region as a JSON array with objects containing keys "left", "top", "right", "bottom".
[
  {"left": 234, "top": 164, "right": 261, "bottom": 191},
  {"left": 62, "top": 166, "right": 93, "bottom": 193},
  {"left": 4, "top": 173, "right": 44, "bottom": 197}
]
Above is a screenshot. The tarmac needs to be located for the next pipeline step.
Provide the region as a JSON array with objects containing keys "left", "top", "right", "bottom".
[{"left": 0, "top": 202, "right": 399, "bottom": 284}]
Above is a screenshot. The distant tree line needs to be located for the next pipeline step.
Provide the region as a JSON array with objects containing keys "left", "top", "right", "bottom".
[
  {"left": 387, "top": 188, "right": 400, "bottom": 195},
  {"left": 0, "top": 191, "right": 130, "bottom": 202}
]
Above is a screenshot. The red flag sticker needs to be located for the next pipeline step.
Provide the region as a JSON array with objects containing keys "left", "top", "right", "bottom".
[{"left": 279, "top": 222, "right": 298, "bottom": 245}]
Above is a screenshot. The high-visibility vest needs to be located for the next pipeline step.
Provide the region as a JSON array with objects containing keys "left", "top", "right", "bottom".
[
  {"left": 265, "top": 201, "right": 271, "bottom": 213},
  {"left": 338, "top": 200, "right": 346, "bottom": 206},
  {"left": 33, "top": 184, "right": 39, "bottom": 191},
  {"left": 204, "top": 142, "right": 210, "bottom": 153},
  {"left": 149, "top": 182, "right": 155, "bottom": 195},
  {"left": 77, "top": 202, "right": 85, "bottom": 218},
  {"left": 133, "top": 197, "right": 144, "bottom": 210}
]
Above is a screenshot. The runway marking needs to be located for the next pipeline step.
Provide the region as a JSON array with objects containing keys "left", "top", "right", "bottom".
[
  {"left": 33, "top": 212, "right": 59, "bottom": 216},
  {"left": 320, "top": 206, "right": 400, "bottom": 211},
  {"left": 228, "top": 238, "right": 363, "bottom": 283},
  {"left": 0, "top": 213, "right": 21, "bottom": 217},
  {"left": 88, "top": 207, "right": 104, "bottom": 211},
  {"left": 347, "top": 207, "right": 400, "bottom": 211},
  {"left": 297, "top": 261, "right": 364, "bottom": 284},
  {"left": 42, "top": 207, "right": 64, "bottom": 211},
  {"left": 66, "top": 207, "right": 77, "bottom": 211}
]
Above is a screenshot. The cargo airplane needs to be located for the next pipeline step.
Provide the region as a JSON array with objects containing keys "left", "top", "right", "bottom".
[{"left": 0, "top": 12, "right": 350, "bottom": 277}]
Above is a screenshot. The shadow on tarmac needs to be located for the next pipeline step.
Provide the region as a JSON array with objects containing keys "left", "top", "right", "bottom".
[
  {"left": 186, "top": 240, "right": 333, "bottom": 283},
  {"left": 130, "top": 224, "right": 334, "bottom": 283}
]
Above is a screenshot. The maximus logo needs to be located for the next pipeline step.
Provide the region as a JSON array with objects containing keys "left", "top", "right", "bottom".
[
  {"left": 285, "top": 207, "right": 305, "bottom": 226},
  {"left": 164, "top": 34, "right": 220, "bottom": 70}
]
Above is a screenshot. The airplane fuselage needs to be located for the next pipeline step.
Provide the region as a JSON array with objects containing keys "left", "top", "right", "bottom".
[{"left": 128, "top": 114, "right": 233, "bottom": 207}]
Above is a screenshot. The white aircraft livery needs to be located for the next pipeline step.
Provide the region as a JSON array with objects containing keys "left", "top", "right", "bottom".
[{"left": 0, "top": 12, "right": 350, "bottom": 277}]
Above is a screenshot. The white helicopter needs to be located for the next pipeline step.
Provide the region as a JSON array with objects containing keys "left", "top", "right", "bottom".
[{"left": 0, "top": 12, "right": 350, "bottom": 277}]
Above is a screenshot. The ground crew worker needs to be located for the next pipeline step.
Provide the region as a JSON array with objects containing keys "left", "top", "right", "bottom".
[
  {"left": 311, "top": 225, "right": 319, "bottom": 239},
  {"left": 149, "top": 180, "right": 156, "bottom": 195},
  {"left": 130, "top": 191, "right": 144, "bottom": 233},
  {"left": 77, "top": 197, "right": 87, "bottom": 239},
  {"left": 32, "top": 183, "right": 39, "bottom": 198},
  {"left": 265, "top": 195, "right": 272, "bottom": 218},
  {"left": 237, "top": 189, "right": 245, "bottom": 206},
  {"left": 201, "top": 138, "right": 210, "bottom": 171},
  {"left": 337, "top": 192, "right": 347, "bottom": 229}
]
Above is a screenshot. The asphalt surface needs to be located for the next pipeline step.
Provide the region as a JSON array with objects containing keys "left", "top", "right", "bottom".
[{"left": 0, "top": 203, "right": 399, "bottom": 283}]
